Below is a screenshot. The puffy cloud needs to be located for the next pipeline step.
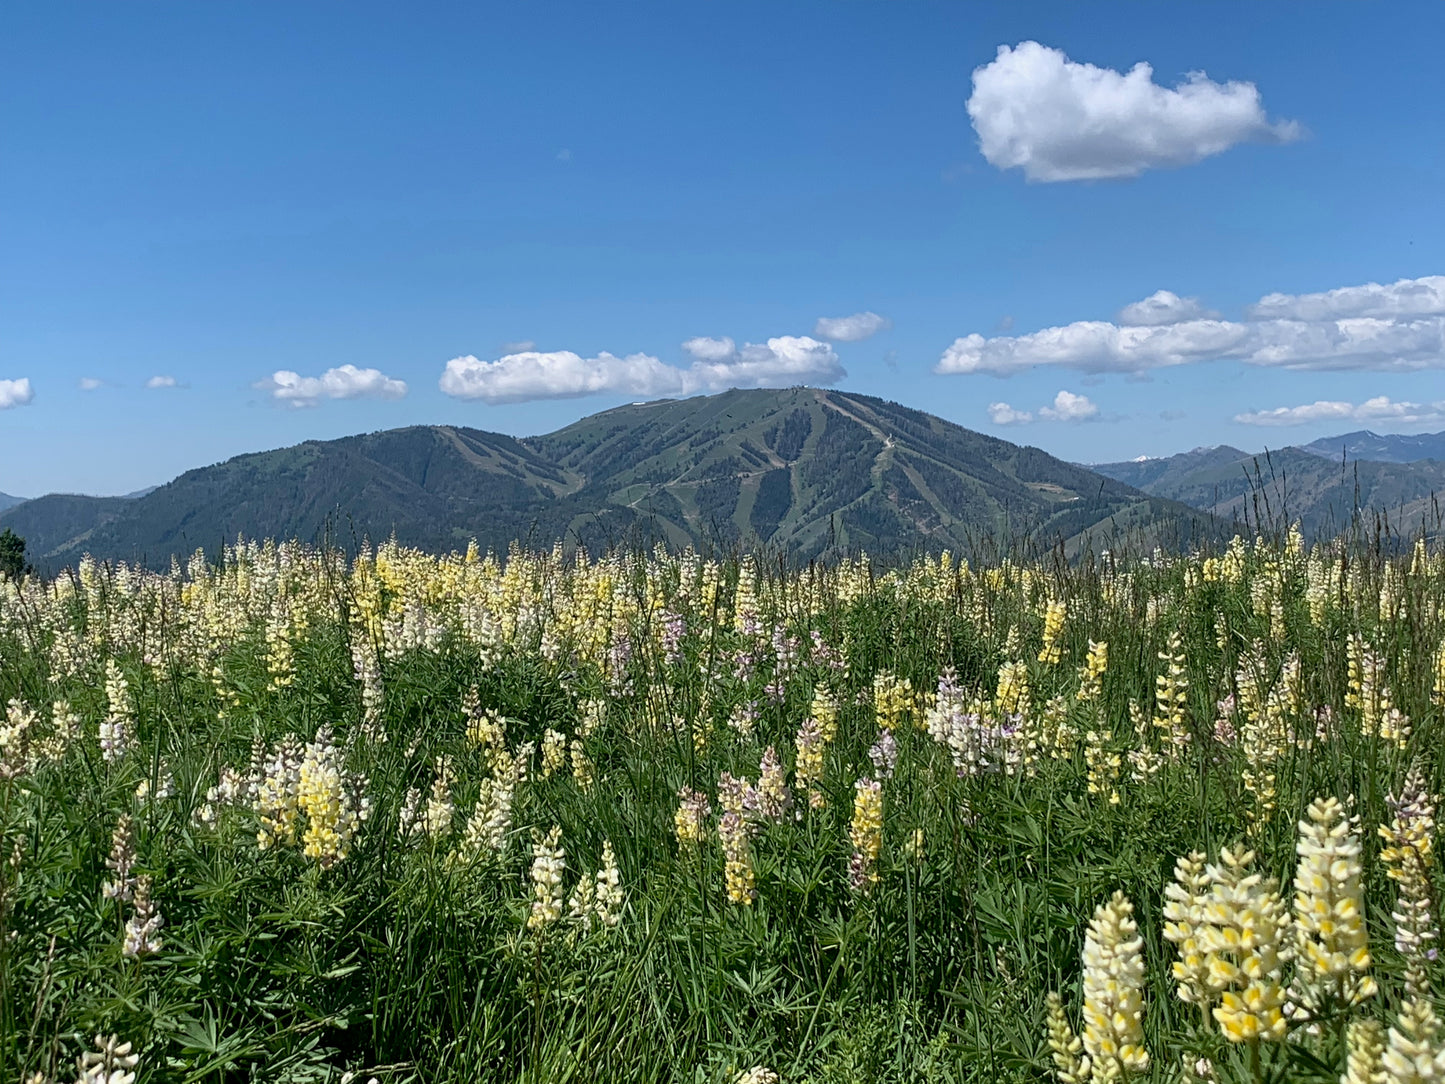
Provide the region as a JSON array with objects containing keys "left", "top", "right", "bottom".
[
  {"left": 937, "top": 275, "right": 1445, "bottom": 376},
  {"left": 1038, "top": 389, "right": 1100, "bottom": 421},
  {"left": 681, "top": 336, "right": 737, "bottom": 362},
  {"left": 966, "top": 41, "right": 1301, "bottom": 182},
  {"left": 1235, "top": 396, "right": 1445, "bottom": 427},
  {"left": 988, "top": 390, "right": 1099, "bottom": 426},
  {"left": 260, "top": 365, "right": 409, "bottom": 408},
  {"left": 146, "top": 375, "right": 178, "bottom": 389},
  {"left": 442, "top": 335, "right": 844, "bottom": 404},
  {"left": 78, "top": 377, "right": 103, "bottom": 391},
  {"left": 1118, "top": 290, "right": 1218, "bottom": 327},
  {"left": 987, "top": 402, "right": 1032, "bottom": 425},
  {"left": 0, "top": 378, "right": 34, "bottom": 410},
  {"left": 1248, "top": 275, "right": 1445, "bottom": 321},
  {"left": 813, "top": 311, "right": 892, "bottom": 342},
  {"left": 441, "top": 351, "right": 684, "bottom": 404},
  {"left": 684, "top": 335, "right": 844, "bottom": 389}
]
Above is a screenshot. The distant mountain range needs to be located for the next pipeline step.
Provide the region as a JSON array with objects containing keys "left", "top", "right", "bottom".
[
  {"left": 0, "top": 491, "right": 25, "bottom": 514},
  {"left": 1294, "top": 429, "right": 1445, "bottom": 464},
  {"left": 1092, "top": 440, "right": 1445, "bottom": 538},
  {"left": 0, "top": 388, "right": 1209, "bottom": 571}
]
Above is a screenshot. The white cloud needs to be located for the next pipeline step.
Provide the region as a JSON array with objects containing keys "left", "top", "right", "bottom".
[
  {"left": 684, "top": 335, "right": 844, "bottom": 389},
  {"left": 441, "top": 351, "right": 684, "bottom": 404},
  {"left": 813, "top": 311, "right": 892, "bottom": 342},
  {"left": 1235, "top": 396, "right": 1445, "bottom": 427},
  {"left": 1118, "top": 290, "right": 1218, "bottom": 327},
  {"left": 441, "top": 335, "right": 845, "bottom": 405},
  {"left": 501, "top": 339, "right": 537, "bottom": 354},
  {"left": 989, "top": 390, "right": 1099, "bottom": 426},
  {"left": 1038, "top": 390, "right": 1100, "bottom": 421},
  {"left": 146, "top": 375, "right": 178, "bottom": 389},
  {"left": 681, "top": 336, "right": 737, "bottom": 362},
  {"left": 260, "top": 365, "right": 409, "bottom": 408},
  {"left": 1248, "top": 276, "right": 1445, "bottom": 321},
  {"left": 78, "top": 377, "right": 103, "bottom": 391},
  {"left": 988, "top": 402, "right": 1032, "bottom": 425},
  {"left": 0, "top": 378, "right": 34, "bottom": 410},
  {"left": 966, "top": 41, "right": 1301, "bottom": 182},
  {"left": 937, "top": 274, "right": 1445, "bottom": 376}
]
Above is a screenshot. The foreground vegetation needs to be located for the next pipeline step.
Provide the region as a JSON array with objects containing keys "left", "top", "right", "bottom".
[{"left": 2, "top": 531, "right": 1445, "bottom": 1082}]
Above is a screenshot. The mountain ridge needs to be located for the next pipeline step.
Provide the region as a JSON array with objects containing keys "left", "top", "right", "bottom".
[{"left": 0, "top": 387, "right": 1209, "bottom": 571}]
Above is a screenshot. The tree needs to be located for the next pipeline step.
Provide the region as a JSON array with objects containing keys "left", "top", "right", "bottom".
[{"left": 0, "top": 527, "right": 27, "bottom": 580}]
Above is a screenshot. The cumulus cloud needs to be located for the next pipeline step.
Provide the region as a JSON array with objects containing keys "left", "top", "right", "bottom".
[
  {"left": 813, "top": 311, "right": 892, "bottom": 342},
  {"left": 1248, "top": 275, "right": 1445, "bottom": 321},
  {"left": 442, "top": 336, "right": 844, "bottom": 404},
  {"left": 0, "top": 378, "right": 34, "bottom": 410},
  {"left": 146, "top": 375, "right": 178, "bottom": 389},
  {"left": 937, "top": 275, "right": 1445, "bottom": 376},
  {"left": 988, "top": 402, "right": 1032, "bottom": 425},
  {"left": 1118, "top": 290, "right": 1218, "bottom": 327},
  {"left": 78, "top": 377, "right": 103, "bottom": 391},
  {"left": 441, "top": 351, "right": 684, "bottom": 404},
  {"left": 259, "top": 365, "right": 409, "bottom": 408},
  {"left": 966, "top": 41, "right": 1301, "bottom": 182},
  {"left": 1038, "top": 390, "right": 1100, "bottom": 421},
  {"left": 681, "top": 336, "right": 738, "bottom": 362},
  {"left": 988, "top": 390, "right": 1099, "bottom": 425},
  {"left": 1235, "top": 396, "right": 1445, "bottom": 427}
]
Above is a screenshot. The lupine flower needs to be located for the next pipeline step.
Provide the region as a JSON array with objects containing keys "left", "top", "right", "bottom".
[
  {"left": 1343, "top": 1018, "right": 1386, "bottom": 1084},
  {"left": 0, "top": 698, "right": 36, "bottom": 779},
  {"left": 122, "top": 874, "right": 163, "bottom": 957},
  {"left": 1383, "top": 998, "right": 1445, "bottom": 1082},
  {"left": 1076, "top": 640, "right": 1107, "bottom": 704},
  {"left": 1080, "top": 891, "right": 1150, "bottom": 1077},
  {"left": 102, "top": 814, "right": 137, "bottom": 903},
  {"left": 526, "top": 826, "right": 566, "bottom": 929},
  {"left": 255, "top": 738, "right": 304, "bottom": 850},
  {"left": 1381, "top": 764, "right": 1440, "bottom": 997},
  {"left": 733, "top": 1069, "right": 778, "bottom": 1084},
  {"left": 848, "top": 777, "right": 883, "bottom": 892},
  {"left": 570, "top": 739, "right": 595, "bottom": 793},
  {"left": 296, "top": 727, "right": 368, "bottom": 866},
  {"left": 867, "top": 730, "right": 898, "bottom": 780},
  {"left": 873, "top": 670, "right": 917, "bottom": 731},
  {"left": 422, "top": 757, "right": 454, "bottom": 837},
  {"left": 1045, "top": 990, "right": 1090, "bottom": 1084},
  {"left": 594, "top": 839, "right": 624, "bottom": 927},
  {"left": 793, "top": 716, "right": 827, "bottom": 809},
  {"left": 1038, "top": 598, "right": 1066, "bottom": 665},
  {"left": 756, "top": 746, "right": 792, "bottom": 822},
  {"left": 1199, "top": 845, "right": 1291, "bottom": 1044},
  {"left": 1290, "top": 796, "right": 1375, "bottom": 1014},
  {"left": 718, "top": 773, "right": 758, "bottom": 905},
  {"left": 1163, "top": 850, "right": 1212, "bottom": 1010},
  {"left": 541, "top": 728, "right": 566, "bottom": 778},
  {"left": 460, "top": 775, "right": 514, "bottom": 857},
  {"left": 1152, "top": 630, "right": 1189, "bottom": 753},
  {"left": 673, "top": 787, "right": 711, "bottom": 847},
  {"left": 74, "top": 1034, "right": 138, "bottom": 1084}
]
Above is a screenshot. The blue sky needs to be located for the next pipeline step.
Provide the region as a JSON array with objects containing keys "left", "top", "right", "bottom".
[{"left": 3, "top": 2, "right": 1443, "bottom": 496}]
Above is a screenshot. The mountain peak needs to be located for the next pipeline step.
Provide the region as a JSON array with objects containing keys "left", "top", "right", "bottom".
[{"left": 0, "top": 388, "right": 1207, "bottom": 571}]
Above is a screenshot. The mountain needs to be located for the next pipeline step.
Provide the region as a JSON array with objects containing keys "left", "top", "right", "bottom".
[
  {"left": 0, "top": 388, "right": 1211, "bottom": 572},
  {"left": 1295, "top": 429, "right": 1445, "bottom": 464},
  {"left": 1092, "top": 445, "right": 1445, "bottom": 538},
  {"left": 0, "top": 491, "right": 25, "bottom": 513}
]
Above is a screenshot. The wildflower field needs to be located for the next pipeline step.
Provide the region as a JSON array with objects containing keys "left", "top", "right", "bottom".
[{"left": 4, "top": 532, "right": 1445, "bottom": 1084}]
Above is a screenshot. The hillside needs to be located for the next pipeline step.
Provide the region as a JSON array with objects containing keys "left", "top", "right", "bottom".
[
  {"left": 1, "top": 388, "right": 1209, "bottom": 571},
  {"left": 1296, "top": 429, "right": 1445, "bottom": 464},
  {"left": 1092, "top": 445, "right": 1445, "bottom": 538},
  {"left": 0, "top": 491, "right": 25, "bottom": 513}
]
